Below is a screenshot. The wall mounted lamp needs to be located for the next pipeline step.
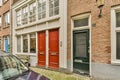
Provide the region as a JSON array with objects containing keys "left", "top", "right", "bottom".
[{"left": 96, "top": 0, "right": 105, "bottom": 17}]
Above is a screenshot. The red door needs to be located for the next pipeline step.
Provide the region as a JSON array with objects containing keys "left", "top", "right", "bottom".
[
  {"left": 38, "top": 31, "right": 46, "bottom": 67},
  {"left": 49, "top": 29, "right": 59, "bottom": 69}
]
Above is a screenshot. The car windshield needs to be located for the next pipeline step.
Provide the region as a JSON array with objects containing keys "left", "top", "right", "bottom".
[{"left": 0, "top": 55, "right": 28, "bottom": 80}]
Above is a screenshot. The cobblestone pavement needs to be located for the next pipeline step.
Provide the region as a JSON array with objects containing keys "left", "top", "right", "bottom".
[{"left": 30, "top": 67, "right": 90, "bottom": 80}]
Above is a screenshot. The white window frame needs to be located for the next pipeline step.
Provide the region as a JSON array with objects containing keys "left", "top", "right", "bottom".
[
  {"left": 29, "top": 2, "right": 36, "bottom": 22},
  {"left": 0, "top": 0, "right": 2, "bottom": 6},
  {"left": 49, "top": 0, "right": 59, "bottom": 17},
  {"left": 111, "top": 6, "right": 120, "bottom": 65},
  {"left": 38, "top": 0, "right": 46, "bottom": 19},
  {"left": 22, "top": 6, "right": 28, "bottom": 25},
  {"left": 16, "top": 10, "right": 22, "bottom": 27},
  {"left": 72, "top": 14, "right": 91, "bottom": 30},
  {"left": 4, "top": 11, "right": 10, "bottom": 27}
]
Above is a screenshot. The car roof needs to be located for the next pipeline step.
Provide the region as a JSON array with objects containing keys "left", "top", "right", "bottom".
[{"left": 0, "top": 51, "right": 10, "bottom": 56}]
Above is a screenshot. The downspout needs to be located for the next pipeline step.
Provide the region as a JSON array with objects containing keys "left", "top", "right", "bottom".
[{"left": 10, "top": 0, "right": 12, "bottom": 53}]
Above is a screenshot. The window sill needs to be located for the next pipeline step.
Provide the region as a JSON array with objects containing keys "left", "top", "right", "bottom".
[
  {"left": 15, "top": 53, "right": 37, "bottom": 56},
  {"left": 111, "top": 60, "right": 120, "bottom": 65},
  {"left": 3, "top": 26, "right": 9, "bottom": 29}
]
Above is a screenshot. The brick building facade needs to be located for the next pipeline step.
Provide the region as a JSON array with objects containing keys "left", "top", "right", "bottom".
[
  {"left": 0, "top": 0, "right": 13, "bottom": 52},
  {"left": 67, "top": 0, "right": 120, "bottom": 80}
]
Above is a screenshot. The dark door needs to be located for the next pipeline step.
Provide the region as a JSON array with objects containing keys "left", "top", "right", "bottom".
[
  {"left": 49, "top": 29, "right": 59, "bottom": 69},
  {"left": 73, "top": 29, "right": 89, "bottom": 74},
  {"left": 38, "top": 31, "right": 46, "bottom": 67}
]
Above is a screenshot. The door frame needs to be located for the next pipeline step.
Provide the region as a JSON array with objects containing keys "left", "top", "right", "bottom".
[{"left": 71, "top": 13, "right": 92, "bottom": 75}]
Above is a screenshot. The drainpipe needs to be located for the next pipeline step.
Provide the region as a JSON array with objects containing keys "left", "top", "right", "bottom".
[{"left": 9, "top": 0, "right": 12, "bottom": 54}]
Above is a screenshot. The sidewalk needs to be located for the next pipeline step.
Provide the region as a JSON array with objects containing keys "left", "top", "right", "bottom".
[{"left": 30, "top": 67, "right": 90, "bottom": 80}]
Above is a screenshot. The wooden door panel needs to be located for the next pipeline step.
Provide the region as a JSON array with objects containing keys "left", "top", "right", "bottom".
[
  {"left": 49, "top": 29, "right": 59, "bottom": 69},
  {"left": 38, "top": 31, "right": 46, "bottom": 67}
]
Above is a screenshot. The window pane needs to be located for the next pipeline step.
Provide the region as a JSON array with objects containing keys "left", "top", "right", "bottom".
[
  {"left": 17, "top": 36, "right": 21, "bottom": 52},
  {"left": 22, "top": 6, "right": 28, "bottom": 25},
  {"left": 4, "top": 11, "right": 10, "bottom": 27},
  {"left": 116, "top": 32, "right": 120, "bottom": 59},
  {"left": 38, "top": 0, "right": 46, "bottom": 19},
  {"left": 30, "top": 33, "right": 36, "bottom": 53},
  {"left": 16, "top": 10, "right": 22, "bottom": 26},
  {"left": 116, "top": 12, "right": 120, "bottom": 27},
  {"left": 29, "top": 2, "right": 36, "bottom": 22},
  {"left": 49, "top": 0, "right": 59, "bottom": 17},
  {"left": 74, "top": 18, "right": 88, "bottom": 27},
  {"left": 75, "top": 32, "right": 87, "bottom": 58},
  {"left": 23, "top": 35, "right": 28, "bottom": 53}
]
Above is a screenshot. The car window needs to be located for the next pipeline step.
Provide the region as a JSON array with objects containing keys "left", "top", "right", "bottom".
[{"left": 0, "top": 56, "right": 28, "bottom": 80}]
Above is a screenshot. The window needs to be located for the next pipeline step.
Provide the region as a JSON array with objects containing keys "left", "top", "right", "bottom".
[
  {"left": 16, "top": 10, "right": 22, "bottom": 26},
  {"left": 4, "top": 11, "right": 10, "bottom": 27},
  {"left": 22, "top": 6, "right": 28, "bottom": 25},
  {"left": 23, "top": 35, "right": 28, "bottom": 53},
  {"left": 111, "top": 8, "right": 120, "bottom": 63},
  {"left": 116, "top": 32, "right": 120, "bottom": 59},
  {"left": 116, "top": 12, "right": 120, "bottom": 27},
  {"left": 29, "top": 2, "right": 36, "bottom": 22},
  {"left": 17, "top": 36, "right": 21, "bottom": 52},
  {"left": 74, "top": 18, "right": 89, "bottom": 27},
  {"left": 49, "top": 0, "right": 59, "bottom": 17},
  {"left": 30, "top": 33, "right": 36, "bottom": 53},
  {"left": 38, "top": 0, "right": 46, "bottom": 19},
  {"left": 0, "top": 17, "right": 1, "bottom": 30},
  {"left": 0, "top": 0, "right": 2, "bottom": 6}
]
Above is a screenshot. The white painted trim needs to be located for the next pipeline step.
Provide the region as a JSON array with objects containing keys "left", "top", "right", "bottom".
[
  {"left": 36, "top": 32, "right": 38, "bottom": 65},
  {"left": 89, "top": 15, "right": 92, "bottom": 76},
  {"left": 71, "top": 13, "right": 91, "bottom": 75},
  {"left": 28, "top": 34, "right": 30, "bottom": 53},
  {"left": 21, "top": 35, "right": 23, "bottom": 53},
  {"left": 46, "top": 28, "right": 49, "bottom": 68},
  {"left": 71, "top": 19, "right": 73, "bottom": 72},
  {"left": 111, "top": 6, "right": 120, "bottom": 64},
  {"left": 15, "top": 15, "right": 60, "bottom": 30}
]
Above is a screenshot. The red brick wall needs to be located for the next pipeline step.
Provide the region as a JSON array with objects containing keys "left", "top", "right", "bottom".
[
  {"left": 0, "top": 0, "right": 10, "bottom": 50},
  {"left": 67, "top": 0, "right": 120, "bottom": 64}
]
